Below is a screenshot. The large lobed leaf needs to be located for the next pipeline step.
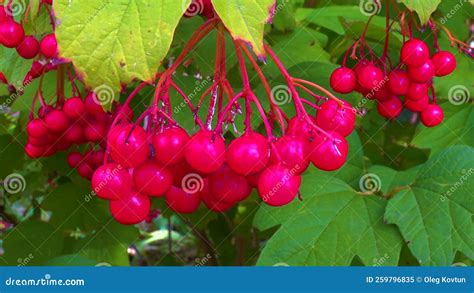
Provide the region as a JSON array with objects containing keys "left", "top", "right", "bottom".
[
  {"left": 54, "top": 0, "right": 191, "bottom": 101},
  {"left": 399, "top": 0, "right": 441, "bottom": 25}
]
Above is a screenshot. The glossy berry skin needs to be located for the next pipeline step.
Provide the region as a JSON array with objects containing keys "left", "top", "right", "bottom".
[
  {"left": 199, "top": 179, "right": 235, "bottom": 212},
  {"left": 133, "top": 161, "right": 173, "bottom": 197},
  {"left": 401, "top": 39, "right": 430, "bottom": 67},
  {"left": 270, "top": 135, "right": 310, "bottom": 174},
  {"left": 63, "top": 97, "right": 85, "bottom": 120},
  {"left": 330, "top": 67, "right": 356, "bottom": 94},
  {"left": 84, "top": 92, "right": 105, "bottom": 116},
  {"left": 40, "top": 34, "right": 58, "bottom": 58},
  {"left": 315, "top": 100, "right": 355, "bottom": 137},
  {"left": 408, "top": 60, "right": 435, "bottom": 83},
  {"left": 185, "top": 130, "right": 226, "bottom": 174},
  {"left": 165, "top": 186, "right": 201, "bottom": 214},
  {"left": 431, "top": 51, "right": 456, "bottom": 77},
  {"left": 27, "top": 118, "right": 48, "bottom": 138},
  {"left": 168, "top": 161, "right": 195, "bottom": 187},
  {"left": 110, "top": 191, "right": 150, "bottom": 225},
  {"left": 208, "top": 165, "right": 252, "bottom": 204},
  {"left": 404, "top": 94, "right": 429, "bottom": 112},
  {"left": 406, "top": 83, "right": 429, "bottom": 101},
  {"left": 16, "top": 36, "right": 40, "bottom": 59},
  {"left": 420, "top": 104, "right": 444, "bottom": 127},
  {"left": 0, "top": 21, "right": 25, "bottom": 48},
  {"left": 92, "top": 163, "right": 132, "bottom": 200},
  {"left": 387, "top": 70, "right": 410, "bottom": 96},
  {"left": 109, "top": 124, "right": 149, "bottom": 168},
  {"left": 25, "top": 143, "right": 45, "bottom": 158},
  {"left": 357, "top": 64, "right": 384, "bottom": 91},
  {"left": 67, "top": 152, "right": 82, "bottom": 168},
  {"left": 227, "top": 132, "right": 270, "bottom": 176},
  {"left": 310, "top": 132, "right": 348, "bottom": 171},
  {"left": 44, "top": 110, "right": 70, "bottom": 133},
  {"left": 152, "top": 127, "right": 190, "bottom": 165},
  {"left": 377, "top": 96, "right": 403, "bottom": 119},
  {"left": 257, "top": 165, "right": 302, "bottom": 207},
  {"left": 287, "top": 117, "right": 316, "bottom": 141}
]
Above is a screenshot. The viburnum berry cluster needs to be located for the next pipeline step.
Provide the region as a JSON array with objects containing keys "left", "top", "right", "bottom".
[{"left": 329, "top": 7, "right": 469, "bottom": 127}]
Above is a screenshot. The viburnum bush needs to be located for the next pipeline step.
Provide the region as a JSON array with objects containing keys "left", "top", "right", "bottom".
[{"left": 0, "top": 0, "right": 472, "bottom": 267}]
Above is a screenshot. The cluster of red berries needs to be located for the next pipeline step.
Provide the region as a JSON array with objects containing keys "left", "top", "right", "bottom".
[
  {"left": 330, "top": 38, "right": 456, "bottom": 127},
  {"left": 91, "top": 97, "right": 354, "bottom": 225},
  {"left": 0, "top": 5, "right": 58, "bottom": 60}
]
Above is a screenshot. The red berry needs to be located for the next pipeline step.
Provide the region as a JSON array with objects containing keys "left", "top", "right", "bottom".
[
  {"left": 67, "top": 152, "right": 83, "bottom": 168},
  {"left": 152, "top": 127, "right": 190, "bottom": 165},
  {"left": 270, "top": 135, "right": 310, "bottom": 174},
  {"left": 330, "top": 67, "right": 356, "bottom": 94},
  {"left": 407, "top": 60, "right": 435, "bottom": 83},
  {"left": 258, "top": 165, "right": 301, "bottom": 207},
  {"left": 25, "top": 143, "right": 45, "bottom": 158},
  {"left": 377, "top": 96, "right": 403, "bottom": 119},
  {"left": 133, "top": 161, "right": 173, "bottom": 197},
  {"left": 63, "top": 97, "right": 85, "bottom": 120},
  {"left": 208, "top": 165, "right": 252, "bottom": 204},
  {"left": 315, "top": 100, "right": 355, "bottom": 137},
  {"left": 27, "top": 118, "right": 48, "bottom": 138},
  {"left": 357, "top": 64, "right": 384, "bottom": 91},
  {"left": 165, "top": 186, "right": 201, "bottom": 214},
  {"left": 406, "top": 83, "right": 429, "bottom": 101},
  {"left": 420, "top": 104, "right": 444, "bottom": 127},
  {"left": 39, "top": 34, "right": 58, "bottom": 58},
  {"left": 83, "top": 123, "right": 106, "bottom": 142},
  {"left": 64, "top": 123, "right": 83, "bottom": 143},
  {"left": 168, "top": 161, "right": 195, "bottom": 187},
  {"left": 401, "top": 39, "right": 430, "bottom": 67},
  {"left": 287, "top": 117, "right": 316, "bottom": 141},
  {"left": 310, "top": 132, "right": 348, "bottom": 171},
  {"left": 110, "top": 191, "right": 150, "bottom": 225},
  {"left": 92, "top": 163, "right": 132, "bottom": 200},
  {"left": 387, "top": 70, "right": 410, "bottom": 96},
  {"left": 227, "top": 132, "right": 269, "bottom": 176},
  {"left": 90, "top": 150, "right": 105, "bottom": 167},
  {"left": 84, "top": 92, "right": 106, "bottom": 116},
  {"left": 0, "top": 21, "right": 25, "bottom": 48},
  {"left": 109, "top": 124, "right": 149, "bottom": 168},
  {"left": 44, "top": 110, "right": 70, "bottom": 133},
  {"left": 77, "top": 163, "right": 94, "bottom": 179},
  {"left": 431, "top": 51, "right": 456, "bottom": 77},
  {"left": 185, "top": 130, "right": 225, "bottom": 174},
  {"left": 16, "top": 36, "right": 40, "bottom": 59},
  {"left": 404, "top": 94, "right": 429, "bottom": 112}
]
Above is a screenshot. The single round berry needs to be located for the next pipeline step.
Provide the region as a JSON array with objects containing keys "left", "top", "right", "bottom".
[
  {"left": 330, "top": 67, "right": 357, "bottom": 94},
  {"left": 109, "top": 124, "right": 149, "bottom": 168},
  {"left": 258, "top": 165, "right": 301, "bottom": 207},
  {"left": 133, "top": 161, "right": 173, "bottom": 197},
  {"left": 39, "top": 33, "right": 58, "bottom": 58},
  {"left": 67, "top": 152, "right": 82, "bottom": 168},
  {"left": 431, "top": 51, "right": 457, "bottom": 77},
  {"left": 356, "top": 64, "right": 384, "bottom": 91},
  {"left": 165, "top": 186, "right": 201, "bottom": 214},
  {"left": 406, "top": 83, "right": 429, "bottom": 101},
  {"left": 315, "top": 100, "right": 355, "bottom": 137},
  {"left": 44, "top": 109, "right": 70, "bottom": 133},
  {"left": 287, "top": 117, "right": 316, "bottom": 141},
  {"left": 407, "top": 60, "right": 435, "bottom": 83},
  {"left": 27, "top": 118, "right": 48, "bottom": 138},
  {"left": 0, "top": 21, "right": 25, "bottom": 48},
  {"left": 63, "top": 97, "right": 85, "bottom": 120},
  {"left": 110, "top": 191, "right": 150, "bottom": 225},
  {"left": 90, "top": 150, "right": 105, "bottom": 167},
  {"left": 377, "top": 96, "right": 403, "bottom": 119},
  {"left": 92, "top": 163, "right": 132, "bottom": 200},
  {"left": 271, "top": 135, "right": 310, "bottom": 174},
  {"left": 152, "top": 127, "right": 190, "bottom": 165},
  {"left": 401, "top": 39, "right": 430, "bottom": 67},
  {"left": 420, "top": 104, "right": 444, "bottom": 127},
  {"left": 310, "top": 132, "right": 348, "bottom": 171},
  {"left": 77, "top": 163, "right": 94, "bottom": 179},
  {"left": 84, "top": 92, "right": 106, "bottom": 116},
  {"left": 16, "top": 35, "right": 40, "bottom": 59},
  {"left": 387, "top": 70, "right": 410, "bottom": 96},
  {"left": 209, "top": 165, "right": 252, "bottom": 204},
  {"left": 227, "top": 132, "right": 270, "bottom": 176},
  {"left": 404, "top": 94, "right": 429, "bottom": 112},
  {"left": 25, "top": 143, "right": 45, "bottom": 158},
  {"left": 185, "top": 130, "right": 226, "bottom": 174}
]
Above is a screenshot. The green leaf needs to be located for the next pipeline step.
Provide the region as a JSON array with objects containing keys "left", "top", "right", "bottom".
[
  {"left": 0, "top": 135, "right": 25, "bottom": 178},
  {"left": 399, "top": 0, "right": 441, "bottom": 25},
  {"left": 45, "top": 254, "right": 98, "bottom": 266},
  {"left": 0, "top": 47, "right": 33, "bottom": 87},
  {"left": 54, "top": 0, "right": 191, "bottom": 101},
  {"left": 385, "top": 145, "right": 474, "bottom": 265},
  {"left": 3, "top": 220, "right": 64, "bottom": 266},
  {"left": 212, "top": 0, "right": 275, "bottom": 56},
  {"left": 412, "top": 103, "right": 474, "bottom": 154},
  {"left": 254, "top": 174, "right": 403, "bottom": 266}
]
